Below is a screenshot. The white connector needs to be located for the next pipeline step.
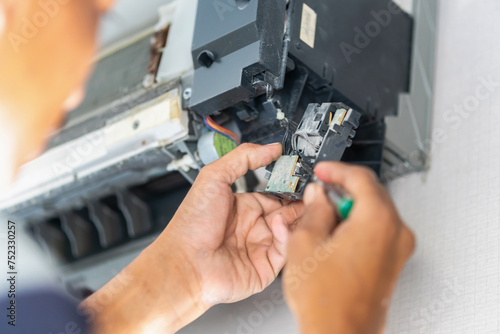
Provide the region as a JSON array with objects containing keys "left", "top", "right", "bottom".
[{"left": 276, "top": 109, "right": 286, "bottom": 121}]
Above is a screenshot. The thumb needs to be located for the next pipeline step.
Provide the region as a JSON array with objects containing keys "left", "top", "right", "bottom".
[
  {"left": 294, "top": 183, "right": 338, "bottom": 240},
  {"left": 266, "top": 214, "right": 291, "bottom": 277},
  {"left": 201, "top": 143, "right": 282, "bottom": 186}
]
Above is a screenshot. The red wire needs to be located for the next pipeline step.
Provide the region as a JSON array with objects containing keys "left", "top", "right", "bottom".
[{"left": 206, "top": 116, "right": 241, "bottom": 144}]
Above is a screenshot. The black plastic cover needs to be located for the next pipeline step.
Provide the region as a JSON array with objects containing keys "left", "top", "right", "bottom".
[
  {"left": 288, "top": 0, "right": 413, "bottom": 118},
  {"left": 190, "top": 0, "right": 287, "bottom": 115}
]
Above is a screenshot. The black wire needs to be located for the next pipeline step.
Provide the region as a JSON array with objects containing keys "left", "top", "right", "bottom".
[{"left": 281, "top": 118, "right": 298, "bottom": 155}]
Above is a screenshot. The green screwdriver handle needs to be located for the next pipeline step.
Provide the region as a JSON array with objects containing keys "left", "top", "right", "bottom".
[
  {"left": 313, "top": 177, "right": 354, "bottom": 220},
  {"left": 337, "top": 198, "right": 354, "bottom": 220}
]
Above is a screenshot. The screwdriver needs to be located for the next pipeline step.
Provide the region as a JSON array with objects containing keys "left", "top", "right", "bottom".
[{"left": 312, "top": 176, "right": 354, "bottom": 220}]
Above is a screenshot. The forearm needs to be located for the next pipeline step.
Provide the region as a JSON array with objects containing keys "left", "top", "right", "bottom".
[
  {"left": 295, "top": 303, "right": 375, "bottom": 334},
  {"left": 289, "top": 273, "right": 390, "bottom": 334},
  {"left": 80, "top": 240, "right": 208, "bottom": 334},
  {"left": 298, "top": 312, "right": 383, "bottom": 334}
]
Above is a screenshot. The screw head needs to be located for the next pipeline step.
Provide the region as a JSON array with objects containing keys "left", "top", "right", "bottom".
[
  {"left": 197, "top": 50, "right": 216, "bottom": 68},
  {"left": 183, "top": 88, "right": 192, "bottom": 100}
]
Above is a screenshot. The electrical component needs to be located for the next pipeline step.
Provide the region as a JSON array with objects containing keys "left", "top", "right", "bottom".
[
  {"left": 264, "top": 102, "right": 360, "bottom": 200},
  {"left": 197, "top": 131, "right": 237, "bottom": 166},
  {"left": 265, "top": 155, "right": 301, "bottom": 195},
  {"left": 204, "top": 116, "right": 241, "bottom": 144}
]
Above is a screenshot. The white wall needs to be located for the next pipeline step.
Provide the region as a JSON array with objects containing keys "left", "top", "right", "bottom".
[{"left": 386, "top": 0, "right": 500, "bottom": 333}]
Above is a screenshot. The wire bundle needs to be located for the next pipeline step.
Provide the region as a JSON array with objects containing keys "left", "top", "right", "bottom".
[
  {"left": 282, "top": 117, "right": 298, "bottom": 155},
  {"left": 204, "top": 116, "right": 241, "bottom": 144}
]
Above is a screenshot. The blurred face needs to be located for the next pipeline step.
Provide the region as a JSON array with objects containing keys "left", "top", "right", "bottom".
[{"left": 0, "top": 0, "right": 115, "bottom": 178}]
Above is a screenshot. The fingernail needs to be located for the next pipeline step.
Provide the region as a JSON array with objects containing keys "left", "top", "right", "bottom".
[
  {"left": 304, "top": 183, "right": 322, "bottom": 205},
  {"left": 266, "top": 142, "right": 282, "bottom": 147}
]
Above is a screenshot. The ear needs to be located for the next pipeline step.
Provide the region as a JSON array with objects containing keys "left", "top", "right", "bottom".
[
  {"left": 0, "top": 1, "right": 14, "bottom": 32},
  {"left": 63, "top": 87, "right": 86, "bottom": 112},
  {"left": 0, "top": 8, "right": 5, "bottom": 34}
]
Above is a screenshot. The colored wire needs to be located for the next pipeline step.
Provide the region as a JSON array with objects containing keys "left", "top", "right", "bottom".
[
  {"left": 205, "top": 116, "right": 239, "bottom": 141},
  {"left": 203, "top": 119, "right": 237, "bottom": 143},
  {"left": 204, "top": 116, "right": 241, "bottom": 144},
  {"left": 206, "top": 118, "right": 241, "bottom": 144}
]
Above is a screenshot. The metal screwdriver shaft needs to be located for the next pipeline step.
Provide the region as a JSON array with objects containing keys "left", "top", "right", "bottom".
[{"left": 313, "top": 177, "right": 354, "bottom": 220}]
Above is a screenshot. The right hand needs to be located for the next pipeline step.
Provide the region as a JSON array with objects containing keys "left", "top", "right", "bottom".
[{"left": 283, "top": 162, "right": 415, "bottom": 334}]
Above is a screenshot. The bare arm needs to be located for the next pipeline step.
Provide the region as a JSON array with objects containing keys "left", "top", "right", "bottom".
[{"left": 80, "top": 144, "right": 304, "bottom": 333}]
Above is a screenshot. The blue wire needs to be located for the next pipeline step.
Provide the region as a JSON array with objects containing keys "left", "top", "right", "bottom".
[{"left": 203, "top": 117, "right": 239, "bottom": 145}]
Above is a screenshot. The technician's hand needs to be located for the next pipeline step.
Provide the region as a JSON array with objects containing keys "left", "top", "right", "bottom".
[
  {"left": 161, "top": 143, "right": 304, "bottom": 307},
  {"left": 82, "top": 143, "right": 303, "bottom": 334},
  {"left": 283, "top": 162, "right": 415, "bottom": 334}
]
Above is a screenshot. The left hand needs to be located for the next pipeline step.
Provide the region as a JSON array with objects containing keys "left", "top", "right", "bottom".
[
  {"left": 161, "top": 143, "right": 304, "bottom": 305},
  {"left": 82, "top": 143, "right": 304, "bottom": 333}
]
